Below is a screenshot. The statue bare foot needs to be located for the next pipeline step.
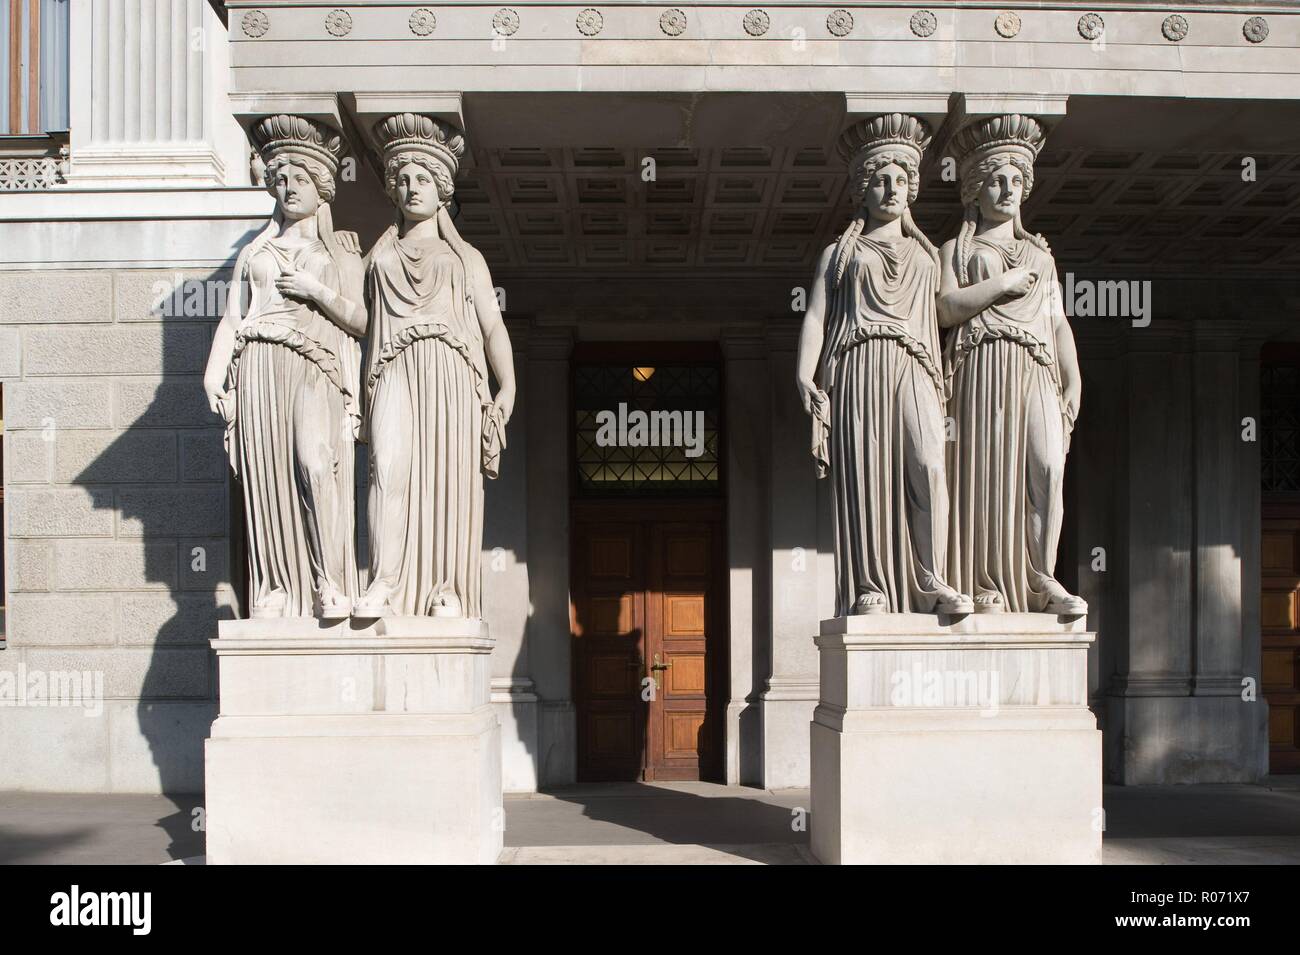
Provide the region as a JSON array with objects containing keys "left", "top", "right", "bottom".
[
  {"left": 973, "top": 590, "right": 1004, "bottom": 614},
  {"left": 429, "top": 591, "right": 463, "bottom": 618},
  {"left": 251, "top": 588, "right": 289, "bottom": 619},
  {"left": 353, "top": 583, "right": 394, "bottom": 618},
  {"left": 934, "top": 586, "right": 974, "bottom": 616},
  {"left": 316, "top": 584, "right": 352, "bottom": 620},
  {"left": 1040, "top": 578, "right": 1087, "bottom": 616},
  {"left": 850, "top": 591, "right": 887, "bottom": 615}
]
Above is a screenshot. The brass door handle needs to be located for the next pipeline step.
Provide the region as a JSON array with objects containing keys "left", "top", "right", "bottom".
[{"left": 651, "top": 654, "right": 671, "bottom": 671}]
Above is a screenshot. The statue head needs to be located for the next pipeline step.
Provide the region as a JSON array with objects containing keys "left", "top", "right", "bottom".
[
  {"left": 267, "top": 159, "right": 326, "bottom": 221},
  {"left": 839, "top": 113, "right": 931, "bottom": 222},
  {"left": 949, "top": 113, "right": 1045, "bottom": 217},
  {"left": 374, "top": 113, "right": 466, "bottom": 225},
  {"left": 829, "top": 114, "right": 938, "bottom": 284},
  {"left": 250, "top": 114, "right": 344, "bottom": 215},
  {"left": 947, "top": 113, "right": 1051, "bottom": 284},
  {"left": 975, "top": 160, "right": 1028, "bottom": 225}
]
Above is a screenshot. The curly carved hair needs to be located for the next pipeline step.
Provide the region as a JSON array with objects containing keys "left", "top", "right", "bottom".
[
  {"left": 383, "top": 152, "right": 457, "bottom": 208},
  {"left": 848, "top": 149, "right": 922, "bottom": 208},
  {"left": 263, "top": 153, "right": 336, "bottom": 204},
  {"left": 832, "top": 149, "right": 939, "bottom": 287},
  {"left": 954, "top": 151, "right": 1050, "bottom": 286}
]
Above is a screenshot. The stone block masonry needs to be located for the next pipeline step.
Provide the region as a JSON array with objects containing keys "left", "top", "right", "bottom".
[{"left": 1, "top": 266, "right": 234, "bottom": 793}]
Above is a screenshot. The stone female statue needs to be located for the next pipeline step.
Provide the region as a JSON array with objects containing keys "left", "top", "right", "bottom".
[
  {"left": 938, "top": 114, "right": 1085, "bottom": 615},
  {"left": 796, "top": 114, "right": 972, "bottom": 616},
  {"left": 202, "top": 115, "right": 365, "bottom": 618},
  {"left": 355, "top": 113, "right": 516, "bottom": 618}
]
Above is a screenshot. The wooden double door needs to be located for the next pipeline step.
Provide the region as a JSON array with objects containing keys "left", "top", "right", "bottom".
[
  {"left": 571, "top": 502, "right": 725, "bottom": 781},
  {"left": 1263, "top": 508, "right": 1300, "bottom": 773}
]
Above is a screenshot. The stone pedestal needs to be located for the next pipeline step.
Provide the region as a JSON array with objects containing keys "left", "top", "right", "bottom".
[
  {"left": 810, "top": 613, "right": 1101, "bottom": 865},
  {"left": 205, "top": 617, "right": 502, "bottom": 864}
]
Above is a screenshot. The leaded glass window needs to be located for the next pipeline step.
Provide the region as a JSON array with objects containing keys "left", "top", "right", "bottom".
[
  {"left": 573, "top": 363, "right": 722, "bottom": 494},
  {"left": 1262, "top": 360, "right": 1300, "bottom": 494}
]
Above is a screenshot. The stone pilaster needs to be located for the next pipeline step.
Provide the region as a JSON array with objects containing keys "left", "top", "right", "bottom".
[
  {"left": 486, "top": 321, "right": 537, "bottom": 792},
  {"left": 721, "top": 327, "right": 768, "bottom": 786},
  {"left": 761, "top": 321, "right": 822, "bottom": 789},
  {"left": 67, "top": 0, "right": 247, "bottom": 186},
  {"left": 525, "top": 323, "right": 576, "bottom": 786},
  {"left": 1105, "top": 321, "right": 1260, "bottom": 783}
]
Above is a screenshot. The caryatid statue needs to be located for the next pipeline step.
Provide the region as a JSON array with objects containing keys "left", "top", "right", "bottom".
[
  {"left": 354, "top": 113, "right": 516, "bottom": 618},
  {"left": 797, "top": 114, "right": 973, "bottom": 616},
  {"left": 938, "top": 114, "right": 1086, "bottom": 615},
  {"left": 203, "top": 115, "right": 365, "bottom": 619}
]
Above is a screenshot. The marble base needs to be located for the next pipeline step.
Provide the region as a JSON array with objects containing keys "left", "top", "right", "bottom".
[
  {"left": 810, "top": 613, "right": 1102, "bottom": 865},
  {"left": 204, "top": 617, "right": 503, "bottom": 864}
]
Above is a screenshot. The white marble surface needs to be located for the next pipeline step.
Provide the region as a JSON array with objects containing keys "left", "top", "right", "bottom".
[
  {"left": 205, "top": 617, "right": 502, "bottom": 863},
  {"left": 810, "top": 612, "right": 1102, "bottom": 864}
]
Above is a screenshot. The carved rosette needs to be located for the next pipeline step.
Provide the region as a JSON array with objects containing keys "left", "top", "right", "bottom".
[
  {"left": 325, "top": 9, "right": 352, "bottom": 37},
  {"left": 994, "top": 11, "right": 1020, "bottom": 38},
  {"left": 1162, "top": 14, "right": 1188, "bottom": 42},
  {"left": 493, "top": 8, "right": 520, "bottom": 36},
  {"left": 826, "top": 9, "right": 854, "bottom": 36},
  {"left": 576, "top": 8, "right": 604, "bottom": 35},
  {"left": 910, "top": 10, "right": 937, "bottom": 38},
  {"left": 659, "top": 9, "right": 687, "bottom": 36},
  {"left": 743, "top": 9, "right": 770, "bottom": 37},
  {"left": 1077, "top": 13, "right": 1103, "bottom": 41},
  {"left": 241, "top": 10, "right": 269, "bottom": 38},
  {"left": 1243, "top": 16, "right": 1269, "bottom": 44},
  {"left": 409, "top": 8, "right": 437, "bottom": 36}
]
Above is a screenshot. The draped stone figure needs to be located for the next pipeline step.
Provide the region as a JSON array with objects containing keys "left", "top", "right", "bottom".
[
  {"left": 937, "top": 114, "right": 1086, "bottom": 615},
  {"left": 355, "top": 113, "right": 517, "bottom": 618},
  {"left": 796, "top": 114, "right": 973, "bottom": 616},
  {"left": 203, "top": 115, "right": 365, "bottom": 619}
]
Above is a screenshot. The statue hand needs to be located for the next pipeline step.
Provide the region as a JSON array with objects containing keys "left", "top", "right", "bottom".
[
  {"left": 798, "top": 377, "right": 828, "bottom": 418},
  {"left": 490, "top": 386, "right": 516, "bottom": 427},
  {"left": 203, "top": 372, "right": 225, "bottom": 415},
  {"left": 1001, "top": 267, "right": 1037, "bottom": 298},
  {"left": 275, "top": 268, "right": 324, "bottom": 303}
]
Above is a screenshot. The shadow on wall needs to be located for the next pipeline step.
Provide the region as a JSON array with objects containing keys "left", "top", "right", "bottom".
[
  {"left": 73, "top": 227, "right": 543, "bottom": 807},
  {"left": 74, "top": 251, "right": 252, "bottom": 803}
]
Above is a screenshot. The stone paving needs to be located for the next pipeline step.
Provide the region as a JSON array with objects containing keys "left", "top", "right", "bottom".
[{"left": 2, "top": 778, "right": 1299, "bottom": 865}]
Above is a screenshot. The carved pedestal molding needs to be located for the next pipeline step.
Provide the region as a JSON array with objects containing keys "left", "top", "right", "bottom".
[
  {"left": 205, "top": 618, "right": 502, "bottom": 863},
  {"left": 810, "top": 615, "right": 1101, "bottom": 864}
]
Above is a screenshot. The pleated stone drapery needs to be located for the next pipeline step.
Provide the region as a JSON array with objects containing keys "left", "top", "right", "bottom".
[
  {"left": 818, "top": 234, "right": 951, "bottom": 615},
  {"left": 944, "top": 235, "right": 1070, "bottom": 612},
  {"left": 224, "top": 233, "right": 363, "bottom": 616},
  {"left": 363, "top": 227, "right": 493, "bottom": 618}
]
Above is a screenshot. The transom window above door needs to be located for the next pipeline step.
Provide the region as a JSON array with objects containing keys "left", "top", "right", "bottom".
[{"left": 573, "top": 359, "right": 722, "bottom": 495}]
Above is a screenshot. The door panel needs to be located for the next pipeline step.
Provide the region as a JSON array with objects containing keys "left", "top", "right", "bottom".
[
  {"left": 572, "top": 506, "right": 724, "bottom": 782},
  {"left": 1262, "top": 516, "right": 1300, "bottom": 773},
  {"left": 572, "top": 521, "right": 646, "bottom": 781}
]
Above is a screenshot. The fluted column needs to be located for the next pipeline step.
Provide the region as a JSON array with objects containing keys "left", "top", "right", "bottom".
[{"left": 67, "top": 0, "right": 246, "bottom": 186}]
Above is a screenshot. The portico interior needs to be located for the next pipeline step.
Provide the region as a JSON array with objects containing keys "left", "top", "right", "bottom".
[{"left": 259, "top": 88, "right": 1300, "bottom": 788}]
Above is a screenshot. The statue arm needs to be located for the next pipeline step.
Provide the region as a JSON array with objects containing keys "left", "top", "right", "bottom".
[
  {"left": 796, "top": 244, "right": 835, "bottom": 415},
  {"left": 203, "top": 252, "right": 247, "bottom": 415},
  {"left": 937, "top": 239, "right": 1022, "bottom": 329},
  {"left": 312, "top": 268, "right": 367, "bottom": 338},
  {"left": 468, "top": 247, "right": 517, "bottom": 426},
  {"left": 284, "top": 251, "right": 367, "bottom": 337},
  {"left": 1053, "top": 279, "right": 1082, "bottom": 423}
]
